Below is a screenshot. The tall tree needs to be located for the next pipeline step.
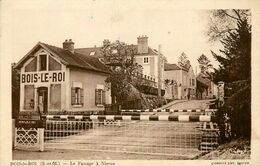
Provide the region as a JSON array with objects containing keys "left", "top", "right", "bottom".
[
  {"left": 206, "top": 9, "right": 250, "bottom": 42},
  {"left": 197, "top": 54, "right": 213, "bottom": 75},
  {"left": 101, "top": 40, "right": 142, "bottom": 105},
  {"left": 208, "top": 9, "right": 251, "bottom": 83},
  {"left": 207, "top": 9, "right": 251, "bottom": 140},
  {"left": 178, "top": 52, "right": 190, "bottom": 70}
]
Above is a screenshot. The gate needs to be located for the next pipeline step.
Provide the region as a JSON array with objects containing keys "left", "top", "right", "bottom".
[
  {"left": 43, "top": 114, "right": 219, "bottom": 158},
  {"left": 14, "top": 119, "right": 44, "bottom": 151}
]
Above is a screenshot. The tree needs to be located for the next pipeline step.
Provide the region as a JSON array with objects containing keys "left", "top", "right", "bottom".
[
  {"left": 207, "top": 9, "right": 251, "bottom": 141},
  {"left": 178, "top": 52, "right": 190, "bottom": 70},
  {"left": 101, "top": 40, "right": 142, "bottom": 105},
  {"left": 211, "top": 18, "right": 251, "bottom": 83},
  {"left": 206, "top": 9, "right": 250, "bottom": 42},
  {"left": 207, "top": 9, "right": 251, "bottom": 83},
  {"left": 197, "top": 54, "right": 213, "bottom": 75}
]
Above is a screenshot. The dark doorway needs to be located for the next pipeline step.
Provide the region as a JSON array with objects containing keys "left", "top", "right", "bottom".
[{"left": 37, "top": 87, "right": 48, "bottom": 113}]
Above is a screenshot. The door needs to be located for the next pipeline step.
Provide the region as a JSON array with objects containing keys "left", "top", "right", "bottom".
[{"left": 38, "top": 87, "right": 48, "bottom": 113}]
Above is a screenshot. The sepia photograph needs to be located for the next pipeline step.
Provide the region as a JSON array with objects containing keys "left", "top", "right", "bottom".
[{"left": 1, "top": 0, "right": 260, "bottom": 165}]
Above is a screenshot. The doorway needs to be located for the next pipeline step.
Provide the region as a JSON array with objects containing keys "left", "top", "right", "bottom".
[{"left": 37, "top": 87, "right": 48, "bottom": 113}]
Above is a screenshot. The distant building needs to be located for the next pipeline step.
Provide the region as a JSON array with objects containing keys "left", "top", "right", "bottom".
[
  {"left": 164, "top": 63, "right": 196, "bottom": 100},
  {"left": 76, "top": 36, "right": 164, "bottom": 88},
  {"left": 15, "top": 39, "right": 111, "bottom": 115},
  {"left": 196, "top": 72, "right": 217, "bottom": 99}
]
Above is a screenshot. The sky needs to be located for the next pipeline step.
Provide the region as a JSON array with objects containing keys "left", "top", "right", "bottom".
[{"left": 8, "top": 0, "right": 223, "bottom": 72}]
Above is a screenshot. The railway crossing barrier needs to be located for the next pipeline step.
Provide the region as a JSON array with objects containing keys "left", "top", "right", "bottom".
[
  {"left": 121, "top": 109, "right": 218, "bottom": 113},
  {"left": 13, "top": 111, "right": 219, "bottom": 158},
  {"left": 42, "top": 113, "right": 219, "bottom": 158}
]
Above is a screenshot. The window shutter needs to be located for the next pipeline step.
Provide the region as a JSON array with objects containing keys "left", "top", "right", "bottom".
[
  {"left": 80, "top": 88, "right": 84, "bottom": 105},
  {"left": 102, "top": 90, "right": 106, "bottom": 105},
  {"left": 71, "top": 87, "right": 76, "bottom": 105},
  {"left": 95, "top": 89, "right": 99, "bottom": 106}
]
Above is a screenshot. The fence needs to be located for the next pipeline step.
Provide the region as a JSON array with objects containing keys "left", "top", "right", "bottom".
[
  {"left": 14, "top": 127, "right": 44, "bottom": 151},
  {"left": 13, "top": 114, "right": 219, "bottom": 158},
  {"left": 43, "top": 115, "right": 219, "bottom": 158}
]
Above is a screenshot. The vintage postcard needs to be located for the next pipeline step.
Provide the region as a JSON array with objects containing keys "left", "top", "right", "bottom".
[{"left": 1, "top": 0, "right": 260, "bottom": 165}]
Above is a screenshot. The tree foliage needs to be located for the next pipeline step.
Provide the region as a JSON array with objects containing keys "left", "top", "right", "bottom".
[
  {"left": 197, "top": 54, "right": 213, "bottom": 75},
  {"left": 209, "top": 10, "right": 251, "bottom": 83},
  {"left": 178, "top": 52, "right": 191, "bottom": 70},
  {"left": 207, "top": 10, "right": 251, "bottom": 141},
  {"left": 101, "top": 41, "right": 142, "bottom": 104},
  {"left": 206, "top": 9, "right": 251, "bottom": 42}
]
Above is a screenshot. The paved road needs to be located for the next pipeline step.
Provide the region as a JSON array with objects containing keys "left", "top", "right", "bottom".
[
  {"left": 167, "top": 100, "right": 211, "bottom": 110},
  {"left": 154, "top": 99, "right": 213, "bottom": 116}
]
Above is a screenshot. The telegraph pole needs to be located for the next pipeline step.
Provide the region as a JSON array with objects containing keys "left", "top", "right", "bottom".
[{"left": 158, "top": 45, "right": 162, "bottom": 105}]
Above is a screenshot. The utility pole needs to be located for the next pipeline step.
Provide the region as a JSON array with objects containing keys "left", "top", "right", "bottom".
[{"left": 158, "top": 45, "right": 162, "bottom": 105}]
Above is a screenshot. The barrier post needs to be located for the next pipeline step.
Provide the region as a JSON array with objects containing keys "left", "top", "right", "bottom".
[
  {"left": 38, "top": 128, "right": 44, "bottom": 152},
  {"left": 14, "top": 127, "right": 17, "bottom": 149},
  {"left": 12, "top": 119, "right": 15, "bottom": 149}
]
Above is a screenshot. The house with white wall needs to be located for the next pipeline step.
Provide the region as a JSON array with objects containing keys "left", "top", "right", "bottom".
[
  {"left": 76, "top": 36, "right": 164, "bottom": 88},
  {"left": 15, "top": 39, "right": 111, "bottom": 115},
  {"left": 164, "top": 63, "right": 196, "bottom": 100}
]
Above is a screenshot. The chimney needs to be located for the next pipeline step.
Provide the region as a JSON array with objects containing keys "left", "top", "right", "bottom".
[
  {"left": 103, "top": 39, "right": 110, "bottom": 47},
  {"left": 137, "top": 35, "right": 148, "bottom": 54},
  {"left": 63, "top": 39, "right": 74, "bottom": 53}
]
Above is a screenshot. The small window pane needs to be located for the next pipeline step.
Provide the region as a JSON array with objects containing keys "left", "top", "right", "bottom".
[
  {"left": 39, "top": 55, "right": 47, "bottom": 71},
  {"left": 90, "top": 51, "right": 95, "bottom": 56},
  {"left": 144, "top": 57, "right": 149, "bottom": 64}
]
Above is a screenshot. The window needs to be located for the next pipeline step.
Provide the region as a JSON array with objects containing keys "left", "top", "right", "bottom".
[
  {"left": 143, "top": 57, "right": 149, "bottom": 64},
  {"left": 192, "top": 79, "right": 195, "bottom": 86},
  {"left": 50, "top": 84, "right": 61, "bottom": 110},
  {"left": 71, "top": 85, "right": 84, "bottom": 106},
  {"left": 39, "top": 54, "right": 47, "bottom": 71},
  {"left": 95, "top": 88, "right": 106, "bottom": 106},
  {"left": 24, "top": 85, "right": 35, "bottom": 110},
  {"left": 90, "top": 51, "right": 95, "bottom": 56}
]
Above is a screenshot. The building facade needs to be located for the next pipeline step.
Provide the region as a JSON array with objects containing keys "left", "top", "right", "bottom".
[
  {"left": 164, "top": 63, "right": 196, "bottom": 100},
  {"left": 196, "top": 72, "right": 218, "bottom": 99},
  {"left": 15, "top": 40, "right": 111, "bottom": 115},
  {"left": 76, "top": 36, "right": 164, "bottom": 88}
]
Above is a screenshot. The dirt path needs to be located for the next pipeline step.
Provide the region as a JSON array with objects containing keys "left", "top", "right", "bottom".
[{"left": 13, "top": 149, "right": 190, "bottom": 160}]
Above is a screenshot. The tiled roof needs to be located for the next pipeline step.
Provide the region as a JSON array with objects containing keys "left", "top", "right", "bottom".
[
  {"left": 75, "top": 47, "right": 103, "bottom": 58},
  {"left": 75, "top": 45, "right": 158, "bottom": 58},
  {"left": 41, "top": 43, "right": 109, "bottom": 74},
  {"left": 15, "top": 42, "right": 110, "bottom": 74},
  {"left": 164, "top": 63, "right": 182, "bottom": 71}
]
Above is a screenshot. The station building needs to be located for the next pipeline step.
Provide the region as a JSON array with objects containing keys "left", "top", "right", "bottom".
[{"left": 15, "top": 39, "right": 111, "bottom": 115}]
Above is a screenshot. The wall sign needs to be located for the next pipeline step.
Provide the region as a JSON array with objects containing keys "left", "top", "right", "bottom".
[
  {"left": 21, "top": 71, "right": 65, "bottom": 84},
  {"left": 15, "top": 119, "right": 45, "bottom": 129}
]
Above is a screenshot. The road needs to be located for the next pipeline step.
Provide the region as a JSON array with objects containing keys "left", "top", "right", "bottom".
[
  {"left": 13, "top": 99, "right": 214, "bottom": 160},
  {"left": 167, "top": 100, "right": 211, "bottom": 110}
]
